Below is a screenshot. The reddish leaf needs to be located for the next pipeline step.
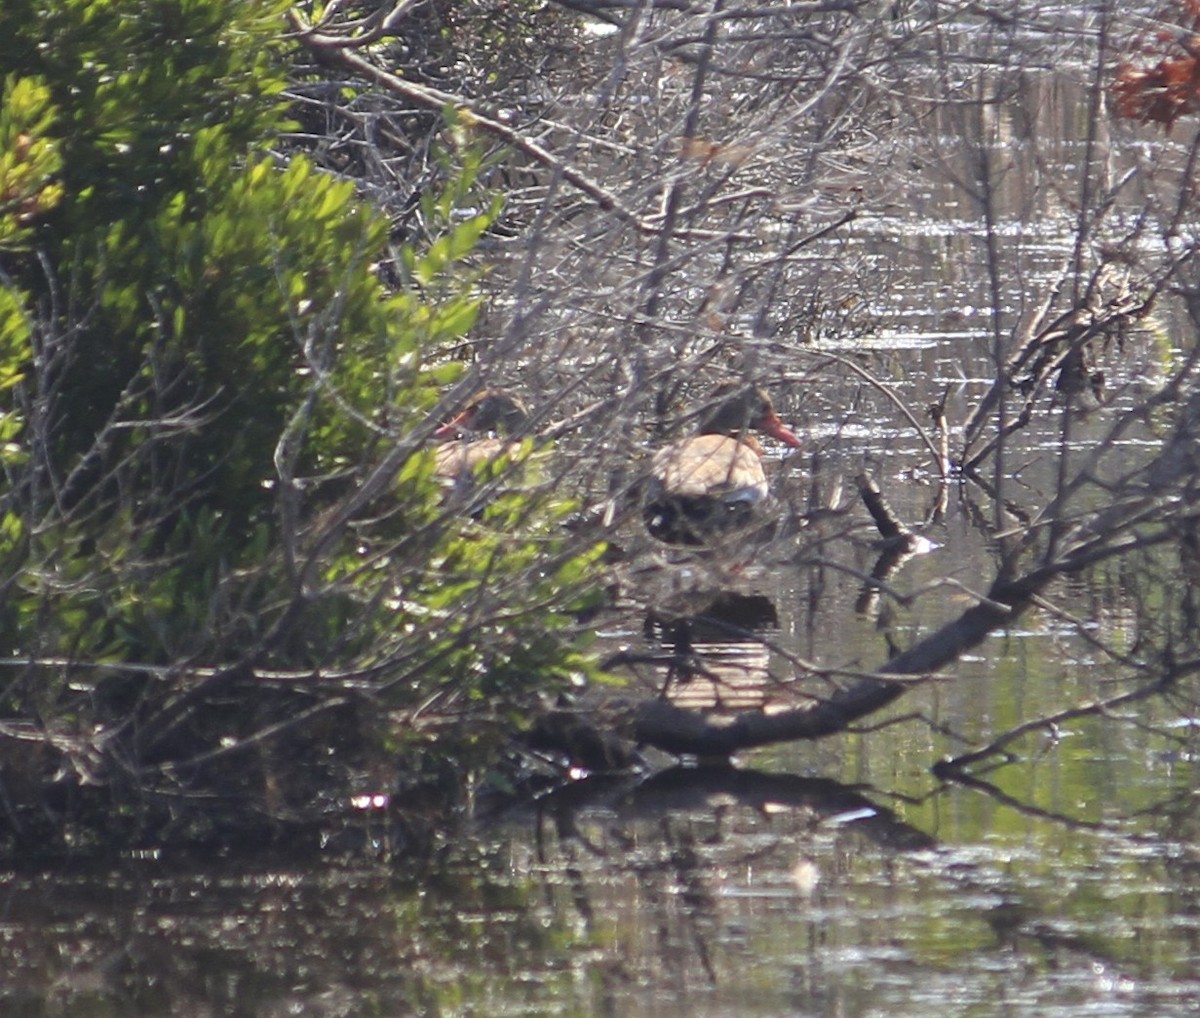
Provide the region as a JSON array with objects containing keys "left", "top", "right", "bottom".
[{"left": 1112, "top": 2, "right": 1200, "bottom": 129}]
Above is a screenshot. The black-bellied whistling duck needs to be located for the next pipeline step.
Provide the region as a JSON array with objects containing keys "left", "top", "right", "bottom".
[
  {"left": 432, "top": 389, "right": 530, "bottom": 480},
  {"left": 644, "top": 383, "right": 801, "bottom": 544}
]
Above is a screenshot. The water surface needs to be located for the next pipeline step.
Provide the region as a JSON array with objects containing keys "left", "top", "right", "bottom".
[{"left": 7, "top": 8, "right": 1200, "bottom": 1017}]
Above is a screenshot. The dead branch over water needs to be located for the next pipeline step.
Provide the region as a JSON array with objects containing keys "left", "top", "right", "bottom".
[{"left": 5, "top": 2, "right": 1200, "bottom": 852}]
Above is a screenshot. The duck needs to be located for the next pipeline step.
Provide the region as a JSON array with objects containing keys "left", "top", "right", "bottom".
[
  {"left": 643, "top": 382, "right": 801, "bottom": 545},
  {"left": 431, "top": 388, "right": 530, "bottom": 481}
]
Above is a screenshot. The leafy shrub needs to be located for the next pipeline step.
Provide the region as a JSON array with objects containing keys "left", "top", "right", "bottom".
[{"left": 0, "top": 0, "right": 604, "bottom": 850}]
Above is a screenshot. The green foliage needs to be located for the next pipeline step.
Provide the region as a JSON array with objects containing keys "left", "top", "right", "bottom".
[
  {"left": 0, "top": 0, "right": 293, "bottom": 238},
  {"left": 0, "top": 287, "right": 30, "bottom": 474},
  {"left": 0, "top": 75, "right": 64, "bottom": 250},
  {"left": 0, "top": 0, "right": 607, "bottom": 828}
]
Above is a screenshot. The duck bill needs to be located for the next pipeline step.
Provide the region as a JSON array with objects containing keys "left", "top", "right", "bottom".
[
  {"left": 757, "top": 411, "right": 802, "bottom": 448},
  {"left": 433, "top": 409, "right": 473, "bottom": 439}
]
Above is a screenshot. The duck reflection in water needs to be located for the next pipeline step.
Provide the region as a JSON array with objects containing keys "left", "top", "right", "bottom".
[{"left": 646, "top": 592, "right": 780, "bottom": 713}]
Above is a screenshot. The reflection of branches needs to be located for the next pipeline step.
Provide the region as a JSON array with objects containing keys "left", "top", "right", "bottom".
[
  {"left": 661, "top": 820, "right": 719, "bottom": 985},
  {"left": 944, "top": 768, "right": 1111, "bottom": 836},
  {"left": 803, "top": 352, "right": 947, "bottom": 477},
  {"left": 547, "top": 766, "right": 940, "bottom": 853},
  {"left": 632, "top": 465, "right": 1200, "bottom": 758},
  {"left": 1027, "top": 590, "right": 1152, "bottom": 674},
  {"left": 935, "top": 655, "right": 1200, "bottom": 776},
  {"left": 518, "top": 764, "right": 1162, "bottom": 992}
]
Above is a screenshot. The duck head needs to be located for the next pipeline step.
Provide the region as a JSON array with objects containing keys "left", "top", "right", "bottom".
[
  {"left": 698, "top": 383, "right": 801, "bottom": 448},
  {"left": 434, "top": 389, "right": 530, "bottom": 439}
]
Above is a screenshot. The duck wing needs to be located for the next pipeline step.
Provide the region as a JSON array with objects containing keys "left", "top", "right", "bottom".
[{"left": 648, "top": 434, "right": 768, "bottom": 504}]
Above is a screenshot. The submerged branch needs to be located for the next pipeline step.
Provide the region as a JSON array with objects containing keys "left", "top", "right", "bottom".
[
  {"left": 935, "top": 656, "right": 1200, "bottom": 776},
  {"left": 633, "top": 578, "right": 1024, "bottom": 757},
  {"left": 632, "top": 481, "right": 1194, "bottom": 759}
]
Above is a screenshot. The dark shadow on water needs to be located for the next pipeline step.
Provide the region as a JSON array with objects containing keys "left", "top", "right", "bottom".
[
  {"left": 2, "top": 763, "right": 1187, "bottom": 1017},
  {"left": 511, "top": 764, "right": 937, "bottom": 855},
  {"left": 494, "top": 763, "right": 1170, "bottom": 1012}
]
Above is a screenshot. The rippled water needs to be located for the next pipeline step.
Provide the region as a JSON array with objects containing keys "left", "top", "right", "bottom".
[
  {"left": 6, "top": 741, "right": 1198, "bottom": 1017},
  {"left": 5, "top": 329, "right": 1196, "bottom": 1015},
  {"left": 8, "top": 8, "right": 1200, "bottom": 1017}
]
